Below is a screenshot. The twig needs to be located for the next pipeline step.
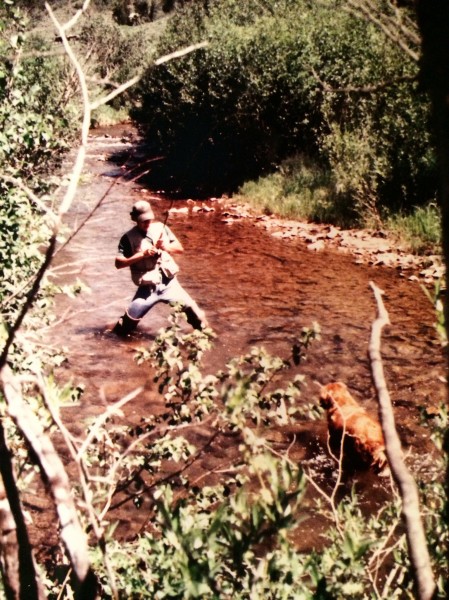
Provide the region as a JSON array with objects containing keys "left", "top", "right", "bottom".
[
  {"left": 89, "top": 75, "right": 141, "bottom": 111},
  {"left": 369, "top": 281, "right": 435, "bottom": 600},
  {"left": 0, "top": 175, "right": 57, "bottom": 221},
  {"left": 0, "top": 235, "right": 57, "bottom": 367},
  {"left": 54, "top": 151, "right": 135, "bottom": 256},
  {"left": 328, "top": 411, "right": 347, "bottom": 514},
  {"left": 76, "top": 386, "right": 144, "bottom": 460},
  {"left": 345, "top": 0, "right": 420, "bottom": 61}
]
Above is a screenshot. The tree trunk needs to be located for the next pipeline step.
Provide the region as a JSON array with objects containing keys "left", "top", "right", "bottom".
[
  {"left": 416, "top": 1, "right": 449, "bottom": 596},
  {"left": 416, "top": 2, "right": 449, "bottom": 346}
]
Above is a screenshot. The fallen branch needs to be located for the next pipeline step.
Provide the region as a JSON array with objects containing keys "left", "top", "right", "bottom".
[
  {"left": 0, "top": 364, "right": 96, "bottom": 599},
  {"left": 0, "top": 425, "right": 45, "bottom": 600},
  {"left": 369, "top": 281, "right": 435, "bottom": 600}
]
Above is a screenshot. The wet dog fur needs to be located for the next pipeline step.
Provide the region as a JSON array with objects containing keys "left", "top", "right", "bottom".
[{"left": 319, "top": 382, "right": 388, "bottom": 474}]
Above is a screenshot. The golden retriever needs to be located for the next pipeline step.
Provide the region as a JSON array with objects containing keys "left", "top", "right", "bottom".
[{"left": 319, "top": 382, "right": 388, "bottom": 474}]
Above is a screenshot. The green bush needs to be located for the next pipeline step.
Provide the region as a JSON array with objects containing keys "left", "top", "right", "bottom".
[
  {"left": 133, "top": 0, "right": 434, "bottom": 221},
  {"left": 386, "top": 202, "right": 442, "bottom": 254},
  {"left": 78, "top": 14, "right": 157, "bottom": 110},
  {"left": 0, "top": 3, "right": 78, "bottom": 351}
]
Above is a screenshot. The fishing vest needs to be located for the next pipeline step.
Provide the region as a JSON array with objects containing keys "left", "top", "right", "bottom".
[{"left": 125, "top": 222, "right": 171, "bottom": 286}]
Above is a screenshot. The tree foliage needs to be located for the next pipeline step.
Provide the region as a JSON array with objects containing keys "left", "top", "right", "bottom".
[
  {"left": 133, "top": 0, "right": 434, "bottom": 223},
  {"left": 112, "top": 0, "right": 193, "bottom": 25},
  {"left": 0, "top": 3, "right": 78, "bottom": 354}
]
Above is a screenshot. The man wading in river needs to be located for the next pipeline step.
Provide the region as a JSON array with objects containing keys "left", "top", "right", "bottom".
[{"left": 112, "top": 200, "right": 207, "bottom": 336}]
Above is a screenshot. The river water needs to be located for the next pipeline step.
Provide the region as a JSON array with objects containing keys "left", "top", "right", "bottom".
[{"left": 49, "top": 127, "right": 446, "bottom": 546}]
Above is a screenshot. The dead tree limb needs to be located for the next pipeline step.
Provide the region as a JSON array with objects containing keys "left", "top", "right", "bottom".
[
  {"left": 0, "top": 476, "right": 20, "bottom": 600},
  {"left": 369, "top": 281, "right": 435, "bottom": 600},
  {"left": 345, "top": 0, "right": 420, "bottom": 61},
  {"left": 0, "top": 424, "right": 45, "bottom": 600},
  {"left": 0, "top": 365, "right": 96, "bottom": 599}
]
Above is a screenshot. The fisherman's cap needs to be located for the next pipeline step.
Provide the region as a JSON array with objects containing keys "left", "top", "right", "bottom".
[{"left": 130, "top": 200, "right": 155, "bottom": 222}]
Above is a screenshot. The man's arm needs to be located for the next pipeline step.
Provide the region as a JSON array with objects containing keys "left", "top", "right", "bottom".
[
  {"left": 115, "top": 247, "right": 159, "bottom": 269},
  {"left": 155, "top": 237, "right": 184, "bottom": 255},
  {"left": 114, "top": 233, "right": 160, "bottom": 270},
  {"left": 154, "top": 225, "right": 184, "bottom": 255}
]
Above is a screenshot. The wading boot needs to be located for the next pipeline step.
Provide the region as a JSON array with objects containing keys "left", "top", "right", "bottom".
[
  {"left": 112, "top": 312, "right": 140, "bottom": 337},
  {"left": 184, "top": 307, "right": 208, "bottom": 331}
]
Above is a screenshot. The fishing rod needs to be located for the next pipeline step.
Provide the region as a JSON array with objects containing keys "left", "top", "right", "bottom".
[{"left": 56, "top": 148, "right": 165, "bottom": 256}]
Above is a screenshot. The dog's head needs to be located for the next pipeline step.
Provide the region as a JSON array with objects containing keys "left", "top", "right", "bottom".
[{"left": 319, "top": 381, "right": 354, "bottom": 410}]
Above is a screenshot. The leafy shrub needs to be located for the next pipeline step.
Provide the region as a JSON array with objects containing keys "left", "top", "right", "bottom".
[
  {"left": 386, "top": 202, "right": 442, "bottom": 254},
  {"left": 78, "top": 13, "right": 157, "bottom": 110},
  {"left": 133, "top": 0, "right": 435, "bottom": 222},
  {"left": 0, "top": 4, "right": 78, "bottom": 339}
]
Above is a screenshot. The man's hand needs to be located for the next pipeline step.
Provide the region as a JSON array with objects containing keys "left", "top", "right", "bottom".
[
  {"left": 155, "top": 238, "right": 166, "bottom": 251},
  {"left": 143, "top": 246, "right": 159, "bottom": 257},
  {"left": 155, "top": 237, "right": 184, "bottom": 254}
]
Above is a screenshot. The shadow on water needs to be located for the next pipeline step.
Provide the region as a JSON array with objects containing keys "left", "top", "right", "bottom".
[{"left": 49, "top": 125, "right": 446, "bottom": 547}]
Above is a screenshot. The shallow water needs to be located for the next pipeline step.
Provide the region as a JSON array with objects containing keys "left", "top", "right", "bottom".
[{"left": 49, "top": 126, "right": 446, "bottom": 545}]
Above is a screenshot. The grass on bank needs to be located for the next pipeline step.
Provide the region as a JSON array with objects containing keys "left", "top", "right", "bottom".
[
  {"left": 235, "top": 155, "right": 442, "bottom": 256},
  {"left": 385, "top": 203, "right": 442, "bottom": 255}
]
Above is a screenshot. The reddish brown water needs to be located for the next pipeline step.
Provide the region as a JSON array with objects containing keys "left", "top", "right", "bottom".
[{"left": 48, "top": 127, "right": 446, "bottom": 547}]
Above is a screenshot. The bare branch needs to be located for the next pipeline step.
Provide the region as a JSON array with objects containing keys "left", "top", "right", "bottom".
[
  {"left": 0, "top": 365, "right": 96, "bottom": 597},
  {"left": 1, "top": 175, "right": 57, "bottom": 222},
  {"left": 46, "top": 3, "right": 91, "bottom": 219},
  {"left": 76, "top": 386, "right": 144, "bottom": 461},
  {"left": 90, "top": 74, "right": 141, "bottom": 110},
  {"left": 0, "top": 479, "right": 20, "bottom": 599},
  {"left": 155, "top": 41, "right": 209, "bottom": 65},
  {"left": 345, "top": 0, "right": 420, "bottom": 61},
  {"left": 35, "top": 372, "right": 120, "bottom": 600},
  {"left": 0, "top": 235, "right": 56, "bottom": 368},
  {"left": 59, "top": 0, "right": 92, "bottom": 33},
  {"left": 363, "top": 0, "right": 420, "bottom": 44},
  {"left": 89, "top": 41, "right": 209, "bottom": 110},
  {"left": 369, "top": 281, "right": 435, "bottom": 600}
]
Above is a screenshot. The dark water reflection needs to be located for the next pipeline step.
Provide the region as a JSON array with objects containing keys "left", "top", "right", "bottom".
[{"left": 50, "top": 127, "right": 446, "bottom": 545}]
